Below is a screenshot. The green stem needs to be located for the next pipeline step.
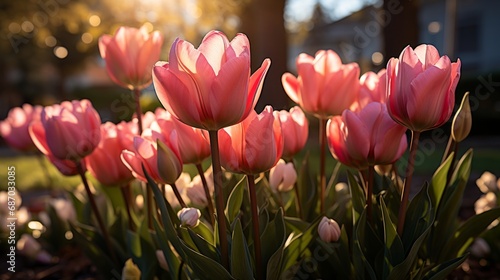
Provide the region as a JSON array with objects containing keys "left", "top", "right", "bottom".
[
  {"left": 397, "top": 131, "right": 421, "bottom": 236},
  {"left": 247, "top": 174, "right": 263, "bottom": 280},
  {"left": 319, "top": 118, "right": 327, "bottom": 213},
  {"left": 208, "top": 130, "right": 229, "bottom": 270},
  {"left": 146, "top": 184, "right": 153, "bottom": 229},
  {"left": 76, "top": 161, "right": 117, "bottom": 265},
  {"left": 366, "top": 165, "right": 374, "bottom": 224},
  {"left": 171, "top": 183, "right": 187, "bottom": 208},
  {"left": 196, "top": 163, "right": 215, "bottom": 226},
  {"left": 35, "top": 153, "right": 52, "bottom": 187},
  {"left": 291, "top": 160, "right": 303, "bottom": 219},
  {"left": 133, "top": 88, "right": 143, "bottom": 134},
  {"left": 121, "top": 183, "right": 135, "bottom": 231}
]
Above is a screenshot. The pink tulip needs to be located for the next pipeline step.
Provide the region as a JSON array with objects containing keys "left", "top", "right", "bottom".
[
  {"left": 274, "top": 106, "right": 308, "bottom": 160},
  {"left": 29, "top": 100, "right": 101, "bottom": 161},
  {"left": 327, "top": 102, "right": 407, "bottom": 170},
  {"left": 218, "top": 106, "right": 283, "bottom": 174},
  {"left": 318, "top": 217, "right": 341, "bottom": 243},
  {"left": 86, "top": 122, "right": 134, "bottom": 186},
  {"left": 152, "top": 110, "right": 211, "bottom": 164},
  {"left": 0, "top": 104, "right": 42, "bottom": 151},
  {"left": 269, "top": 159, "right": 297, "bottom": 192},
  {"left": 153, "top": 30, "right": 271, "bottom": 131},
  {"left": 99, "top": 25, "right": 164, "bottom": 90},
  {"left": 387, "top": 44, "right": 461, "bottom": 131},
  {"left": 47, "top": 156, "right": 84, "bottom": 176},
  {"left": 121, "top": 129, "right": 182, "bottom": 184},
  {"left": 282, "top": 50, "right": 360, "bottom": 118},
  {"left": 351, "top": 69, "right": 387, "bottom": 112}
]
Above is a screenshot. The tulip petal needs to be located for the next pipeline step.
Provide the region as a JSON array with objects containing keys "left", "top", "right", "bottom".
[{"left": 282, "top": 73, "right": 300, "bottom": 104}]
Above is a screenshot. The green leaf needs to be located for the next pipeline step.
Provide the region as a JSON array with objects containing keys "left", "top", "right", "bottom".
[
  {"left": 282, "top": 216, "right": 321, "bottom": 272},
  {"left": 431, "top": 149, "right": 473, "bottom": 262},
  {"left": 422, "top": 254, "right": 468, "bottom": 280},
  {"left": 352, "top": 209, "right": 377, "bottom": 280},
  {"left": 180, "top": 239, "right": 235, "bottom": 280},
  {"left": 296, "top": 154, "right": 318, "bottom": 221},
  {"left": 225, "top": 176, "right": 246, "bottom": 223},
  {"left": 231, "top": 219, "right": 254, "bottom": 280},
  {"left": 187, "top": 227, "right": 219, "bottom": 262},
  {"left": 380, "top": 199, "right": 404, "bottom": 278},
  {"left": 348, "top": 171, "right": 365, "bottom": 225},
  {"left": 401, "top": 183, "right": 434, "bottom": 253},
  {"left": 429, "top": 152, "right": 454, "bottom": 208},
  {"left": 126, "top": 219, "right": 159, "bottom": 280},
  {"left": 266, "top": 209, "right": 287, "bottom": 280},
  {"left": 191, "top": 222, "right": 215, "bottom": 246},
  {"left": 152, "top": 219, "right": 181, "bottom": 280},
  {"left": 442, "top": 207, "right": 500, "bottom": 259}
]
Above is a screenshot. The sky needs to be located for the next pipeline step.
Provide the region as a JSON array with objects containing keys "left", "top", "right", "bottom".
[{"left": 285, "top": 0, "right": 380, "bottom": 24}]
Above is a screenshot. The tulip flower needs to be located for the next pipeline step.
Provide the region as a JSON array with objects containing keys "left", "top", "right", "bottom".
[
  {"left": 274, "top": 106, "right": 308, "bottom": 160},
  {"left": 153, "top": 30, "right": 271, "bottom": 131},
  {"left": 269, "top": 159, "right": 297, "bottom": 192},
  {"left": 476, "top": 172, "right": 499, "bottom": 194},
  {"left": 121, "top": 129, "right": 182, "bottom": 185},
  {"left": 177, "top": 207, "right": 201, "bottom": 227},
  {"left": 29, "top": 100, "right": 101, "bottom": 161},
  {"left": 282, "top": 50, "right": 360, "bottom": 118},
  {"left": 99, "top": 25, "right": 163, "bottom": 90},
  {"left": 386, "top": 44, "right": 461, "bottom": 132},
  {"left": 318, "top": 217, "right": 341, "bottom": 243},
  {"left": 451, "top": 92, "right": 472, "bottom": 143},
  {"left": 152, "top": 110, "right": 211, "bottom": 164},
  {"left": 327, "top": 102, "right": 407, "bottom": 170},
  {"left": 0, "top": 104, "right": 42, "bottom": 151},
  {"left": 352, "top": 69, "right": 387, "bottom": 112},
  {"left": 86, "top": 122, "right": 134, "bottom": 186},
  {"left": 218, "top": 106, "right": 283, "bottom": 175}
]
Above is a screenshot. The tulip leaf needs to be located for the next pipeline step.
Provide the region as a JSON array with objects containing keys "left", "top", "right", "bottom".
[
  {"left": 380, "top": 199, "right": 404, "bottom": 278},
  {"left": 422, "top": 254, "right": 468, "bottom": 280},
  {"left": 187, "top": 227, "right": 219, "bottom": 262},
  {"left": 401, "top": 183, "right": 433, "bottom": 253},
  {"left": 296, "top": 154, "right": 318, "bottom": 221},
  {"left": 152, "top": 219, "right": 181, "bottom": 280},
  {"left": 282, "top": 216, "right": 321, "bottom": 272},
  {"left": 180, "top": 238, "right": 234, "bottom": 280},
  {"left": 126, "top": 225, "right": 159, "bottom": 280},
  {"left": 191, "top": 221, "right": 215, "bottom": 246},
  {"left": 352, "top": 209, "right": 377, "bottom": 280},
  {"left": 429, "top": 152, "right": 454, "bottom": 208},
  {"left": 348, "top": 171, "right": 365, "bottom": 225},
  {"left": 315, "top": 226, "right": 351, "bottom": 279},
  {"left": 442, "top": 207, "right": 500, "bottom": 260},
  {"left": 431, "top": 149, "right": 472, "bottom": 261},
  {"left": 266, "top": 209, "right": 286, "bottom": 280},
  {"left": 231, "top": 219, "right": 254, "bottom": 280},
  {"left": 225, "top": 176, "right": 246, "bottom": 223}
]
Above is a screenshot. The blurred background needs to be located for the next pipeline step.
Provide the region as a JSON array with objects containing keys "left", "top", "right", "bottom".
[{"left": 0, "top": 0, "right": 499, "bottom": 134}]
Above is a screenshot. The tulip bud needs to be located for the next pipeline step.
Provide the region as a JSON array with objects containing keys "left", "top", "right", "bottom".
[
  {"left": 122, "top": 259, "right": 141, "bottom": 280},
  {"left": 177, "top": 207, "right": 201, "bottom": 227},
  {"left": 451, "top": 92, "right": 472, "bottom": 142},
  {"left": 157, "top": 139, "right": 183, "bottom": 185},
  {"left": 269, "top": 159, "right": 297, "bottom": 192},
  {"left": 318, "top": 216, "right": 341, "bottom": 243}
]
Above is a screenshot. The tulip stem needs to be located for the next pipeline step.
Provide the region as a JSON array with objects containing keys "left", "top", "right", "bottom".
[
  {"left": 208, "top": 130, "right": 229, "bottom": 270},
  {"left": 76, "top": 161, "right": 117, "bottom": 265},
  {"left": 121, "top": 184, "right": 135, "bottom": 231},
  {"left": 366, "top": 165, "right": 374, "bottom": 224},
  {"left": 35, "top": 153, "right": 53, "bottom": 187},
  {"left": 133, "top": 88, "right": 143, "bottom": 134},
  {"left": 247, "top": 174, "right": 263, "bottom": 280},
  {"left": 319, "top": 118, "right": 327, "bottom": 213},
  {"left": 146, "top": 184, "right": 153, "bottom": 229},
  {"left": 397, "top": 131, "right": 421, "bottom": 236},
  {"left": 171, "top": 183, "right": 187, "bottom": 208},
  {"left": 196, "top": 164, "right": 215, "bottom": 226}
]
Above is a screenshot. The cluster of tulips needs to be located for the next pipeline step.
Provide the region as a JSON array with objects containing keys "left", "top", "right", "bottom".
[{"left": 2, "top": 25, "right": 500, "bottom": 279}]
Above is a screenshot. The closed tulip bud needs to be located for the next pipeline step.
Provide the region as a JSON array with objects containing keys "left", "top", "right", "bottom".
[
  {"left": 274, "top": 107, "right": 308, "bottom": 159},
  {"left": 122, "top": 259, "right": 141, "bottom": 280},
  {"left": 153, "top": 30, "right": 271, "bottom": 131},
  {"left": 451, "top": 92, "right": 472, "bottom": 142},
  {"left": 99, "top": 25, "right": 163, "bottom": 90},
  {"left": 318, "top": 216, "right": 341, "bottom": 243},
  {"left": 269, "top": 159, "right": 297, "bottom": 192},
  {"left": 0, "top": 104, "right": 42, "bottom": 152},
  {"left": 282, "top": 50, "right": 360, "bottom": 118},
  {"left": 387, "top": 44, "right": 461, "bottom": 132},
  {"left": 157, "top": 138, "right": 183, "bottom": 185},
  {"left": 177, "top": 207, "right": 201, "bottom": 227}
]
